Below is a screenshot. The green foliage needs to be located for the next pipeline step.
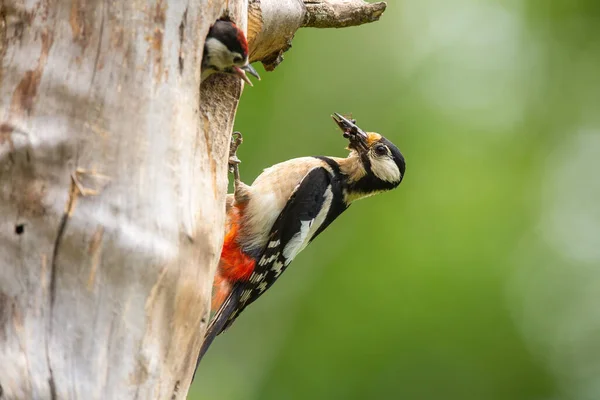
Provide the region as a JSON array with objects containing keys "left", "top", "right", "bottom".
[{"left": 191, "top": 1, "right": 600, "bottom": 399}]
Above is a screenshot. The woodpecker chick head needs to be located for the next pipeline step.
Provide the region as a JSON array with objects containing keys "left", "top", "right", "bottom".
[
  {"left": 202, "top": 20, "right": 260, "bottom": 86},
  {"left": 332, "top": 113, "right": 406, "bottom": 198}
]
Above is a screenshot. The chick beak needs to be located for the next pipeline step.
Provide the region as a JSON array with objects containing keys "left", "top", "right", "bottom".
[
  {"left": 233, "top": 64, "right": 261, "bottom": 86},
  {"left": 243, "top": 64, "right": 261, "bottom": 80},
  {"left": 331, "top": 112, "right": 368, "bottom": 151}
]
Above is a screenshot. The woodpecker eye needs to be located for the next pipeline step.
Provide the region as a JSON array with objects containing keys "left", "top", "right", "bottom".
[
  {"left": 374, "top": 144, "right": 388, "bottom": 156},
  {"left": 233, "top": 56, "right": 243, "bottom": 64}
]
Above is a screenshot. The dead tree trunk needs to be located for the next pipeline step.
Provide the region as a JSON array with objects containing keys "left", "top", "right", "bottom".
[
  {"left": 0, "top": 0, "right": 242, "bottom": 398},
  {"left": 0, "top": 0, "right": 385, "bottom": 399}
]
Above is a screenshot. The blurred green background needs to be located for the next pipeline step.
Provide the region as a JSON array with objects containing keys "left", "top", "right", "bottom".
[{"left": 191, "top": 1, "right": 600, "bottom": 399}]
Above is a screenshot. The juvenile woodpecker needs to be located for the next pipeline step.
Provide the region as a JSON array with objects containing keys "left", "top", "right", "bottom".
[
  {"left": 201, "top": 19, "right": 260, "bottom": 85},
  {"left": 197, "top": 113, "right": 406, "bottom": 367}
]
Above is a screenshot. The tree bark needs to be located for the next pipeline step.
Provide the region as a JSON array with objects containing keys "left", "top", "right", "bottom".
[
  {"left": 0, "top": 0, "right": 245, "bottom": 398},
  {"left": 0, "top": 0, "right": 384, "bottom": 398}
]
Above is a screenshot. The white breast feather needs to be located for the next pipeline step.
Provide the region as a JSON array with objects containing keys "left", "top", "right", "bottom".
[{"left": 243, "top": 192, "right": 281, "bottom": 250}]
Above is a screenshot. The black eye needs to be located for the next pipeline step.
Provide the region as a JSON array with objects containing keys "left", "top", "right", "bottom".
[
  {"left": 374, "top": 144, "right": 388, "bottom": 156},
  {"left": 233, "top": 56, "right": 243, "bottom": 63}
]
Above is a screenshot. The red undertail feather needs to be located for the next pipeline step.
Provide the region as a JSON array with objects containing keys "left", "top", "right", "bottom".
[
  {"left": 211, "top": 273, "right": 231, "bottom": 312},
  {"left": 212, "top": 206, "right": 255, "bottom": 311},
  {"left": 220, "top": 207, "right": 255, "bottom": 281}
]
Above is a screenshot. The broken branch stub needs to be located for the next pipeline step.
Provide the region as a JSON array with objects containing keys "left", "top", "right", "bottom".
[
  {"left": 248, "top": 0, "right": 387, "bottom": 70},
  {"left": 303, "top": 0, "right": 387, "bottom": 28}
]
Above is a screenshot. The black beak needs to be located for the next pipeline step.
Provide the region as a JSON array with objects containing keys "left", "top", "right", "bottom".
[{"left": 331, "top": 112, "right": 368, "bottom": 150}]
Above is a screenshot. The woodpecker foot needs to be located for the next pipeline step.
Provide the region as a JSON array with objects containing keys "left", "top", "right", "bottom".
[
  {"left": 228, "top": 131, "right": 251, "bottom": 204},
  {"left": 229, "top": 131, "right": 243, "bottom": 174}
]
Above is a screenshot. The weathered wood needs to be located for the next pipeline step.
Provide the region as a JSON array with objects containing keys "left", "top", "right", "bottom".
[
  {"left": 0, "top": 0, "right": 246, "bottom": 398},
  {"left": 248, "top": 0, "right": 386, "bottom": 70},
  {"left": 302, "top": 0, "right": 387, "bottom": 28}
]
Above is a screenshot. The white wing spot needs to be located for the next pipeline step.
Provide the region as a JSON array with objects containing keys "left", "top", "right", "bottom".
[
  {"left": 282, "top": 186, "right": 334, "bottom": 262},
  {"left": 259, "top": 253, "right": 279, "bottom": 266},
  {"left": 282, "top": 220, "right": 312, "bottom": 260},
  {"left": 257, "top": 281, "right": 268, "bottom": 293},
  {"left": 250, "top": 272, "right": 264, "bottom": 283},
  {"left": 272, "top": 261, "right": 284, "bottom": 277},
  {"left": 268, "top": 240, "right": 280, "bottom": 248},
  {"left": 240, "top": 289, "right": 252, "bottom": 303}
]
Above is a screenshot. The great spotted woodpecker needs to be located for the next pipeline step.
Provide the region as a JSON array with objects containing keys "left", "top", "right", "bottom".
[
  {"left": 201, "top": 19, "right": 260, "bottom": 86},
  {"left": 196, "top": 113, "right": 405, "bottom": 369}
]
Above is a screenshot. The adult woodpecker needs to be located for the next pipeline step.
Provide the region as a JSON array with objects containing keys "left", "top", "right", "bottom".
[
  {"left": 201, "top": 19, "right": 260, "bottom": 85},
  {"left": 196, "top": 113, "right": 406, "bottom": 369}
]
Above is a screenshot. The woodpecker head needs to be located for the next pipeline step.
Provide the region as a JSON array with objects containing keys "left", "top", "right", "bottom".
[
  {"left": 332, "top": 113, "right": 406, "bottom": 200},
  {"left": 202, "top": 20, "right": 260, "bottom": 86}
]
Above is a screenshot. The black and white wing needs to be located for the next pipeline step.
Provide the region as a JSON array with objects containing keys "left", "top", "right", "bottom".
[
  {"left": 195, "top": 166, "right": 347, "bottom": 370},
  {"left": 227, "top": 166, "right": 347, "bottom": 331}
]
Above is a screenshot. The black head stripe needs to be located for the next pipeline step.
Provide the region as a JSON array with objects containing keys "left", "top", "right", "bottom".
[
  {"left": 349, "top": 173, "right": 398, "bottom": 194},
  {"left": 208, "top": 20, "right": 248, "bottom": 57}
]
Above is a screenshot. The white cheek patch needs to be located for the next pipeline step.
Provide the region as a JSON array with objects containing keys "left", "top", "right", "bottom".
[
  {"left": 204, "top": 37, "right": 233, "bottom": 70},
  {"left": 370, "top": 156, "right": 401, "bottom": 183}
]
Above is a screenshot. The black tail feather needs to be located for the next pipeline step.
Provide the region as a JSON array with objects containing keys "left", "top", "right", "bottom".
[{"left": 192, "top": 285, "right": 242, "bottom": 380}]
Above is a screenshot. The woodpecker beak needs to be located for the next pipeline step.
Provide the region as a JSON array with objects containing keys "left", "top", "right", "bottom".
[
  {"left": 243, "top": 64, "right": 261, "bottom": 80},
  {"left": 233, "top": 64, "right": 261, "bottom": 86},
  {"left": 331, "top": 112, "right": 368, "bottom": 151}
]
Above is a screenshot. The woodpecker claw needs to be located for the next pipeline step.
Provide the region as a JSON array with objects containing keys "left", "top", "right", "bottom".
[
  {"left": 228, "top": 131, "right": 251, "bottom": 204},
  {"left": 229, "top": 155, "right": 241, "bottom": 164},
  {"left": 229, "top": 132, "right": 243, "bottom": 174}
]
